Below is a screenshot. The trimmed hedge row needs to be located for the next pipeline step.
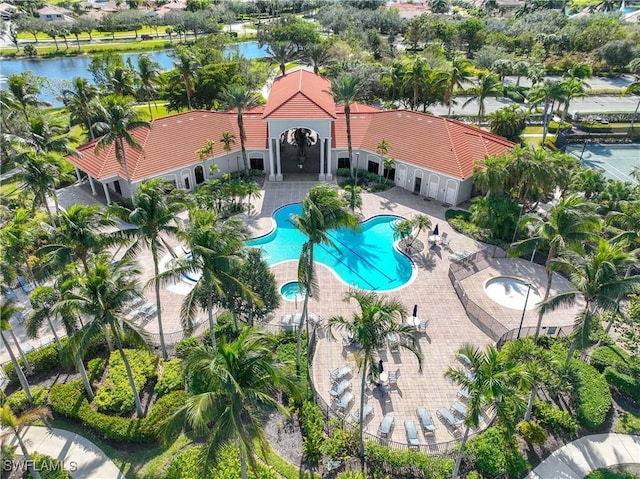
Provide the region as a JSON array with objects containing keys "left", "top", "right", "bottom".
[
  {"left": 572, "top": 360, "right": 612, "bottom": 429},
  {"left": 590, "top": 345, "right": 640, "bottom": 377},
  {"left": 8, "top": 386, "right": 49, "bottom": 415},
  {"left": 603, "top": 367, "right": 640, "bottom": 402},
  {"left": 3, "top": 342, "right": 65, "bottom": 385},
  {"left": 532, "top": 400, "right": 580, "bottom": 437},
  {"left": 300, "top": 401, "right": 323, "bottom": 464},
  {"left": 466, "top": 427, "right": 530, "bottom": 479},
  {"left": 50, "top": 381, "right": 185, "bottom": 443},
  {"left": 364, "top": 442, "right": 453, "bottom": 479},
  {"left": 154, "top": 359, "right": 185, "bottom": 397}
]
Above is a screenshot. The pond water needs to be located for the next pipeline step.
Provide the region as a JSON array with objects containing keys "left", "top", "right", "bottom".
[{"left": 0, "top": 41, "right": 267, "bottom": 106}]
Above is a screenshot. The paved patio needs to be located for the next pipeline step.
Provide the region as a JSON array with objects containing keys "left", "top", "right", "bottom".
[{"left": 4, "top": 182, "right": 582, "bottom": 448}]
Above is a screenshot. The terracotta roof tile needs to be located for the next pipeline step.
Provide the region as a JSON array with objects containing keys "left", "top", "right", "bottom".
[{"left": 263, "top": 70, "right": 336, "bottom": 119}]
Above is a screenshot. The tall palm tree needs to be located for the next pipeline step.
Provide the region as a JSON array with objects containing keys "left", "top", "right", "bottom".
[
  {"left": 161, "top": 328, "right": 299, "bottom": 479},
  {"left": 488, "top": 104, "right": 528, "bottom": 143},
  {"left": 445, "top": 56, "right": 474, "bottom": 116},
  {"left": 540, "top": 239, "right": 640, "bottom": 364},
  {"left": 0, "top": 404, "right": 52, "bottom": 479},
  {"left": 220, "top": 131, "right": 236, "bottom": 176},
  {"left": 0, "top": 208, "right": 41, "bottom": 285},
  {"left": 510, "top": 194, "right": 601, "bottom": 339},
  {"left": 302, "top": 41, "right": 334, "bottom": 74},
  {"left": 0, "top": 300, "right": 33, "bottom": 403},
  {"left": 622, "top": 77, "right": 640, "bottom": 131},
  {"left": 410, "top": 214, "right": 432, "bottom": 247},
  {"left": 221, "top": 86, "right": 260, "bottom": 178},
  {"left": 60, "top": 255, "right": 150, "bottom": 416},
  {"left": 327, "top": 74, "right": 366, "bottom": 175},
  {"left": 173, "top": 48, "right": 199, "bottom": 110},
  {"left": 527, "top": 79, "right": 564, "bottom": 146},
  {"left": 291, "top": 184, "right": 359, "bottom": 374},
  {"left": 136, "top": 54, "right": 161, "bottom": 119},
  {"left": 265, "top": 41, "right": 298, "bottom": 76},
  {"left": 94, "top": 95, "right": 151, "bottom": 183},
  {"left": 376, "top": 139, "right": 388, "bottom": 183},
  {"left": 403, "top": 55, "right": 429, "bottom": 111},
  {"left": 463, "top": 72, "right": 503, "bottom": 125},
  {"left": 109, "top": 179, "right": 186, "bottom": 360},
  {"left": 328, "top": 289, "right": 422, "bottom": 461},
  {"left": 7, "top": 73, "right": 49, "bottom": 124},
  {"left": 24, "top": 115, "right": 71, "bottom": 155},
  {"left": 445, "top": 344, "right": 526, "bottom": 479},
  {"left": 62, "top": 77, "right": 100, "bottom": 140}
]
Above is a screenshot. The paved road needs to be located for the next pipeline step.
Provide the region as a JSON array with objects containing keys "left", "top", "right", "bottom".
[
  {"left": 4, "top": 426, "right": 125, "bottom": 479},
  {"left": 526, "top": 433, "right": 640, "bottom": 479}
]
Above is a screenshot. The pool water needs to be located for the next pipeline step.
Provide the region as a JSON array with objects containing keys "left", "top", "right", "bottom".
[
  {"left": 484, "top": 277, "right": 541, "bottom": 310},
  {"left": 247, "top": 204, "right": 414, "bottom": 291},
  {"left": 280, "top": 281, "right": 306, "bottom": 301}
]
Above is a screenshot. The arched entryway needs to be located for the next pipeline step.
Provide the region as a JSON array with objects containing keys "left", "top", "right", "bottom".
[{"left": 279, "top": 127, "right": 321, "bottom": 176}]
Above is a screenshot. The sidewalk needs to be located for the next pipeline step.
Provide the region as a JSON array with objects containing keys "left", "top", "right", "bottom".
[
  {"left": 526, "top": 433, "right": 640, "bottom": 479},
  {"left": 5, "top": 426, "right": 125, "bottom": 479}
]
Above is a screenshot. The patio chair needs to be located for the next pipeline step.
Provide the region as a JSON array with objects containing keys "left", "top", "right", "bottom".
[
  {"left": 5, "top": 289, "right": 16, "bottom": 301},
  {"left": 350, "top": 404, "right": 373, "bottom": 424},
  {"left": 378, "top": 414, "right": 394, "bottom": 437},
  {"left": 387, "top": 368, "right": 401, "bottom": 385},
  {"left": 417, "top": 320, "right": 429, "bottom": 333},
  {"left": 416, "top": 408, "right": 436, "bottom": 433},
  {"left": 18, "top": 276, "right": 33, "bottom": 294},
  {"left": 437, "top": 408, "right": 463, "bottom": 429},
  {"left": 336, "top": 391, "right": 354, "bottom": 412},
  {"left": 281, "top": 314, "right": 292, "bottom": 326},
  {"left": 441, "top": 237, "right": 451, "bottom": 249},
  {"left": 458, "top": 388, "right": 471, "bottom": 400},
  {"left": 125, "top": 309, "right": 141, "bottom": 321},
  {"left": 309, "top": 313, "right": 321, "bottom": 326},
  {"left": 330, "top": 365, "right": 352, "bottom": 383},
  {"left": 292, "top": 313, "right": 302, "bottom": 325},
  {"left": 405, "top": 421, "right": 420, "bottom": 448},
  {"left": 457, "top": 353, "right": 473, "bottom": 368},
  {"left": 40, "top": 337, "right": 54, "bottom": 347},
  {"left": 329, "top": 379, "right": 351, "bottom": 398},
  {"left": 451, "top": 401, "right": 467, "bottom": 417},
  {"left": 13, "top": 312, "right": 26, "bottom": 324}
]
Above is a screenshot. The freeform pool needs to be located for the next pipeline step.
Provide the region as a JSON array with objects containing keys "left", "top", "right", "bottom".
[
  {"left": 246, "top": 204, "right": 414, "bottom": 291},
  {"left": 484, "top": 277, "right": 541, "bottom": 310},
  {"left": 280, "top": 281, "right": 306, "bottom": 301}
]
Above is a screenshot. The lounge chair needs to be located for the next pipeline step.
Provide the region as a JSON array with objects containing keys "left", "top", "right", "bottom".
[
  {"left": 416, "top": 408, "right": 436, "bottom": 433},
  {"left": 40, "top": 337, "right": 53, "bottom": 347},
  {"left": 336, "top": 391, "right": 354, "bottom": 411},
  {"left": 457, "top": 353, "right": 472, "bottom": 368},
  {"left": 451, "top": 401, "right": 467, "bottom": 418},
  {"left": 458, "top": 388, "right": 470, "bottom": 400},
  {"left": 350, "top": 404, "right": 373, "bottom": 423},
  {"left": 405, "top": 421, "right": 420, "bottom": 448},
  {"left": 437, "top": 407, "right": 463, "bottom": 429},
  {"left": 5, "top": 289, "right": 16, "bottom": 301},
  {"left": 329, "top": 379, "right": 351, "bottom": 398},
  {"left": 17, "top": 276, "right": 33, "bottom": 294},
  {"left": 281, "top": 314, "right": 292, "bottom": 326},
  {"left": 309, "top": 313, "right": 321, "bottom": 326},
  {"left": 417, "top": 320, "right": 429, "bottom": 333},
  {"left": 387, "top": 368, "right": 401, "bottom": 385},
  {"left": 13, "top": 311, "right": 26, "bottom": 324},
  {"left": 292, "top": 313, "right": 302, "bottom": 325},
  {"left": 126, "top": 309, "right": 141, "bottom": 321},
  {"left": 378, "top": 414, "right": 394, "bottom": 437},
  {"left": 330, "top": 365, "right": 352, "bottom": 383}
]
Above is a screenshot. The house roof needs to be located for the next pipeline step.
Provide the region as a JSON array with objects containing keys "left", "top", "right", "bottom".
[{"left": 262, "top": 70, "right": 336, "bottom": 120}]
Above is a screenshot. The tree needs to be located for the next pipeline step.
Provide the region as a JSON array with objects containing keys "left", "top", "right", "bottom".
[
  {"left": 429, "top": 0, "right": 451, "bottom": 13},
  {"left": 60, "top": 256, "right": 150, "bottom": 416},
  {"left": 512, "top": 61, "right": 530, "bottom": 87},
  {"left": 410, "top": 214, "right": 432, "bottom": 246},
  {"left": 445, "top": 344, "right": 526, "bottom": 479},
  {"left": 559, "top": 77, "right": 590, "bottom": 122},
  {"left": 328, "top": 289, "right": 421, "bottom": 465},
  {"left": 265, "top": 41, "right": 297, "bottom": 76},
  {"left": 596, "top": 40, "right": 639, "bottom": 71},
  {"left": 302, "top": 41, "right": 334, "bottom": 74},
  {"left": 375, "top": 139, "right": 388, "bottom": 183},
  {"left": 402, "top": 55, "right": 430, "bottom": 111},
  {"left": 540, "top": 239, "right": 640, "bottom": 364},
  {"left": 136, "top": 55, "right": 161, "bottom": 119},
  {"left": 0, "top": 404, "right": 52, "bottom": 479},
  {"left": 221, "top": 85, "right": 260, "bottom": 178},
  {"left": 62, "top": 77, "right": 100, "bottom": 140},
  {"left": 7, "top": 73, "right": 49, "bottom": 124},
  {"left": 623, "top": 77, "right": 640, "bottom": 131},
  {"left": 173, "top": 47, "right": 200, "bottom": 110},
  {"left": 488, "top": 105, "right": 528, "bottom": 143},
  {"left": 445, "top": 56, "right": 474, "bottom": 116},
  {"left": 162, "top": 328, "right": 299, "bottom": 479},
  {"left": 220, "top": 131, "right": 236, "bottom": 176},
  {"left": 462, "top": 72, "right": 503, "bottom": 125},
  {"left": 109, "top": 179, "right": 186, "bottom": 360},
  {"left": 0, "top": 300, "right": 33, "bottom": 404},
  {"left": 526, "top": 79, "right": 564, "bottom": 147},
  {"left": 94, "top": 95, "right": 151, "bottom": 182},
  {"left": 291, "top": 184, "right": 359, "bottom": 375},
  {"left": 392, "top": 218, "right": 413, "bottom": 248}
]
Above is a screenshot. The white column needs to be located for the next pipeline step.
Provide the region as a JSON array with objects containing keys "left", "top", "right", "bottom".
[
  {"left": 318, "top": 136, "right": 326, "bottom": 181},
  {"left": 102, "top": 182, "right": 112, "bottom": 205},
  {"left": 268, "top": 138, "right": 276, "bottom": 181},
  {"left": 276, "top": 137, "right": 283, "bottom": 181},
  {"left": 325, "top": 139, "right": 333, "bottom": 181},
  {"left": 88, "top": 175, "right": 97, "bottom": 195},
  {"left": 74, "top": 166, "right": 82, "bottom": 183}
]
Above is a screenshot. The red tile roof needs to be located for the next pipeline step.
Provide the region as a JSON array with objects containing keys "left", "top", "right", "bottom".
[{"left": 262, "top": 70, "right": 336, "bottom": 119}]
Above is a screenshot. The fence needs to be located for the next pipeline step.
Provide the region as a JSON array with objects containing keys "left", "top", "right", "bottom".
[{"left": 496, "top": 325, "right": 571, "bottom": 350}]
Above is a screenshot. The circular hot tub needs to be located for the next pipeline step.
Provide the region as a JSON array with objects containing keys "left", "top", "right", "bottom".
[
  {"left": 484, "top": 277, "right": 541, "bottom": 310},
  {"left": 280, "top": 281, "right": 306, "bottom": 302}
]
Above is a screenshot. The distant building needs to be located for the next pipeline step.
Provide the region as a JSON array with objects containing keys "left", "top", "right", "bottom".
[
  {"left": 37, "top": 5, "right": 74, "bottom": 22},
  {"left": 0, "top": 2, "right": 19, "bottom": 20}
]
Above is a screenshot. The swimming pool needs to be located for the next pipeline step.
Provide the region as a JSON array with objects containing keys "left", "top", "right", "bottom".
[{"left": 246, "top": 204, "right": 414, "bottom": 291}]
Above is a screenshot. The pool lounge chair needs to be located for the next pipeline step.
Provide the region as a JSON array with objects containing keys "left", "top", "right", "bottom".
[
  {"left": 5, "top": 289, "right": 16, "bottom": 301},
  {"left": 405, "top": 421, "right": 420, "bottom": 448},
  {"left": 350, "top": 404, "right": 373, "bottom": 424},
  {"left": 309, "top": 313, "right": 321, "bottom": 326},
  {"left": 17, "top": 276, "right": 33, "bottom": 294},
  {"left": 329, "top": 379, "right": 351, "bottom": 398},
  {"left": 451, "top": 401, "right": 467, "bottom": 418},
  {"left": 416, "top": 408, "right": 436, "bottom": 433},
  {"left": 437, "top": 408, "right": 463, "bottom": 429},
  {"left": 458, "top": 388, "right": 471, "bottom": 400},
  {"left": 281, "top": 314, "right": 292, "bottom": 326},
  {"left": 457, "top": 353, "right": 472, "bottom": 368},
  {"left": 378, "top": 415, "right": 394, "bottom": 437},
  {"left": 336, "top": 391, "right": 354, "bottom": 411},
  {"left": 330, "top": 365, "right": 352, "bottom": 383}
]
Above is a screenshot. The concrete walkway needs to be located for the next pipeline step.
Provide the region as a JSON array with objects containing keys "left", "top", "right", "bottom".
[
  {"left": 5, "top": 426, "right": 125, "bottom": 479},
  {"left": 526, "top": 433, "right": 640, "bottom": 479}
]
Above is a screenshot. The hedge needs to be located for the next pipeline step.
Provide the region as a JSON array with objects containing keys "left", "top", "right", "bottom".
[
  {"left": 3, "top": 342, "right": 65, "bottom": 385},
  {"left": 300, "top": 401, "right": 323, "bottom": 464},
  {"left": 572, "top": 360, "right": 612, "bottom": 429},
  {"left": 590, "top": 345, "right": 640, "bottom": 378},
  {"left": 87, "top": 358, "right": 106, "bottom": 383},
  {"left": 364, "top": 442, "right": 453, "bottom": 479},
  {"left": 466, "top": 427, "right": 529, "bottom": 479},
  {"left": 50, "top": 381, "right": 185, "bottom": 443},
  {"left": 532, "top": 400, "right": 580, "bottom": 437},
  {"left": 29, "top": 452, "right": 70, "bottom": 479},
  {"left": 7, "top": 386, "right": 49, "bottom": 415},
  {"left": 548, "top": 121, "right": 572, "bottom": 133},
  {"left": 154, "top": 359, "right": 185, "bottom": 397},
  {"left": 603, "top": 367, "right": 640, "bottom": 402}
]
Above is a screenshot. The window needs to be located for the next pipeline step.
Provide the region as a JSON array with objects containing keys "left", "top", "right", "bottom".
[
  {"left": 194, "top": 165, "right": 205, "bottom": 184},
  {"left": 368, "top": 160, "right": 378, "bottom": 174},
  {"left": 338, "top": 157, "right": 350, "bottom": 169},
  {"left": 250, "top": 158, "right": 264, "bottom": 170}
]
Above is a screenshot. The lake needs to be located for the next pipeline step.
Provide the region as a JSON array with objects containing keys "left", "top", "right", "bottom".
[{"left": 0, "top": 41, "right": 268, "bottom": 105}]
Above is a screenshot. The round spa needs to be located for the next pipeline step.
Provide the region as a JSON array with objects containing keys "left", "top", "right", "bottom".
[
  {"left": 280, "top": 281, "right": 306, "bottom": 302},
  {"left": 484, "top": 277, "right": 542, "bottom": 310}
]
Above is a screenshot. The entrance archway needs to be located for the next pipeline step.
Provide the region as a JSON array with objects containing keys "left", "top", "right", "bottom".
[{"left": 279, "top": 127, "right": 320, "bottom": 175}]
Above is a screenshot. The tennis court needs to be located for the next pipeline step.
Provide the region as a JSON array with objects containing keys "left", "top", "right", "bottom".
[{"left": 566, "top": 143, "right": 640, "bottom": 185}]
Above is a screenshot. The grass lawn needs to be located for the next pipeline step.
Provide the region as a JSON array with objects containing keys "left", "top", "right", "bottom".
[
  {"left": 1, "top": 39, "right": 172, "bottom": 57},
  {"left": 614, "top": 412, "right": 640, "bottom": 435}
]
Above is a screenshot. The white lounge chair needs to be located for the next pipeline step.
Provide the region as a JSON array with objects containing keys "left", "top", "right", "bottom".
[
  {"left": 350, "top": 404, "right": 373, "bottom": 423},
  {"left": 437, "top": 407, "right": 463, "bottom": 429},
  {"left": 309, "top": 313, "right": 321, "bottom": 326},
  {"left": 336, "top": 391, "right": 354, "bottom": 411},
  {"left": 417, "top": 320, "right": 429, "bottom": 333},
  {"left": 387, "top": 368, "right": 401, "bottom": 385},
  {"left": 405, "top": 421, "right": 420, "bottom": 448},
  {"left": 458, "top": 388, "right": 470, "bottom": 400},
  {"left": 329, "top": 379, "right": 351, "bottom": 398},
  {"left": 457, "top": 353, "right": 472, "bottom": 368},
  {"left": 281, "top": 314, "right": 292, "bottom": 326},
  {"left": 378, "top": 415, "right": 394, "bottom": 437},
  {"left": 451, "top": 401, "right": 467, "bottom": 417},
  {"left": 330, "top": 365, "right": 352, "bottom": 383},
  {"left": 292, "top": 313, "right": 302, "bottom": 325},
  {"left": 417, "top": 408, "right": 436, "bottom": 433}
]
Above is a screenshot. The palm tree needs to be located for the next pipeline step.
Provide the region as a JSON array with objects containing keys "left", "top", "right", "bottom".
[
  {"left": 328, "top": 289, "right": 422, "bottom": 461},
  {"left": 244, "top": 180, "right": 262, "bottom": 212},
  {"left": 0, "top": 404, "right": 52, "bottom": 479},
  {"left": 60, "top": 256, "right": 150, "bottom": 416},
  {"left": 220, "top": 131, "right": 236, "bottom": 176},
  {"left": 512, "top": 61, "right": 530, "bottom": 87},
  {"left": 173, "top": 48, "right": 199, "bottom": 110},
  {"left": 0, "top": 300, "right": 33, "bottom": 403},
  {"left": 527, "top": 79, "right": 564, "bottom": 146},
  {"left": 445, "top": 56, "right": 474, "bottom": 116},
  {"left": 7, "top": 73, "right": 49, "bottom": 124},
  {"left": 26, "top": 116, "right": 72, "bottom": 155},
  {"left": 510, "top": 194, "right": 600, "bottom": 340},
  {"left": 109, "top": 179, "right": 186, "bottom": 360},
  {"left": 488, "top": 104, "right": 528, "bottom": 143},
  {"left": 560, "top": 77, "right": 590, "bottom": 122},
  {"left": 326, "top": 74, "right": 366, "bottom": 175},
  {"left": 376, "top": 139, "right": 388, "bottom": 183},
  {"left": 410, "top": 214, "right": 432, "bottom": 246},
  {"left": 265, "top": 41, "right": 298, "bottom": 76},
  {"left": 403, "top": 55, "right": 429, "bottom": 111},
  {"left": 94, "top": 95, "right": 151, "bottom": 183},
  {"left": 221, "top": 86, "right": 260, "bottom": 178},
  {"left": 291, "top": 184, "right": 359, "bottom": 374},
  {"left": 62, "top": 77, "right": 100, "bottom": 140},
  {"left": 136, "top": 54, "right": 161, "bottom": 119},
  {"left": 463, "top": 72, "right": 503, "bottom": 125},
  {"left": 622, "top": 77, "right": 640, "bottom": 131},
  {"left": 109, "top": 66, "right": 136, "bottom": 98},
  {"left": 0, "top": 208, "right": 41, "bottom": 285},
  {"left": 445, "top": 344, "right": 526, "bottom": 479},
  {"left": 540, "top": 239, "right": 640, "bottom": 364},
  {"left": 302, "top": 41, "right": 334, "bottom": 74},
  {"left": 161, "top": 328, "right": 299, "bottom": 479},
  {"left": 392, "top": 218, "right": 413, "bottom": 248}
]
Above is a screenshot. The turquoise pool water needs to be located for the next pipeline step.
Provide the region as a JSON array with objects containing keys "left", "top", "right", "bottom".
[
  {"left": 246, "top": 204, "right": 414, "bottom": 291},
  {"left": 280, "top": 281, "right": 306, "bottom": 301}
]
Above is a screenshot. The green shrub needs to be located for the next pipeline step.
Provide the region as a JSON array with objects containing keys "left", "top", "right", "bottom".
[
  {"left": 300, "top": 401, "right": 323, "bottom": 464},
  {"left": 579, "top": 122, "right": 612, "bottom": 133},
  {"left": 467, "top": 427, "right": 529, "bottom": 478},
  {"left": 3, "top": 342, "right": 65, "bottom": 385},
  {"left": 449, "top": 217, "right": 483, "bottom": 237},
  {"left": 336, "top": 167, "right": 352, "bottom": 178},
  {"left": 614, "top": 412, "right": 640, "bottom": 435},
  {"left": 603, "top": 367, "right": 640, "bottom": 402},
  {"left": 155, "top": 359, "right": 185, "bottom": 397},
  {"left": 141, "top": 390, "right": 186, "bottom": 439},
  {"left": 8, "top": 386, "right": 48, "bottom": 415},
  {"left": 87, "top": 358, "right": 106, "bottom": 383},
  {"left": 364, "top": 442, "right": 453, "bottom": 478},
  {"left": 572, "top": 360, "right": 612, "bottom": 429},
  {"left": 547, "top": 121, "right": 572, "bottom": 133},
  {"left": 590, "top": 345, "right": 640, "bottom": 377},
  {"left": 585, "top": 469, "right": 640, "bottom": 479},
  {"left": 445, "top": 209, "right": 472, "bottom": 222},
  {"left": 175, "top": 337, "right": 200, "bottom": 359},
  {"left": 516, "top": 420, "right": 548, "bottom": 445},
  {"left": 29, "top": 452, "right": 70, "bottom": 479},
  {"left": 94, "top": 349, "right": 157, "bottom": 414},
  {"left": 532, "top": 400, "right": 580, "bottom": 436},
  {"left": 465, "top": 472, "right": 482, "bottom": 479}
]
